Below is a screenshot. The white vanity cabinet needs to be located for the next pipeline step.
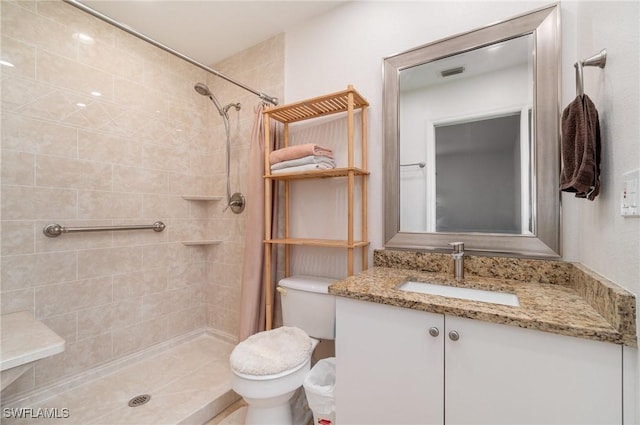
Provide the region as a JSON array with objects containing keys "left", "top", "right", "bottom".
[
  {"left": 335, "top": 297, "right": 622, "bottom": 425},
  {"left": 336, "top": 297, "right": 445, "bottom": 424}
]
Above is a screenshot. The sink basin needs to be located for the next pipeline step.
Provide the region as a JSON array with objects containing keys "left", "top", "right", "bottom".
[{"left": 398, "top": 281, "right": 520, "bottom": 307}]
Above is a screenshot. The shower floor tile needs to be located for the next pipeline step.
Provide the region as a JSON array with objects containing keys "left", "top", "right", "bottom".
[{"left": 3, "top": 334, "right": 239, "bottom": 425}]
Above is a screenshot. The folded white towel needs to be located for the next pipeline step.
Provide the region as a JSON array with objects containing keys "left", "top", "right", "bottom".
[
  {"left": 271, "top": 155, "right": 336, "bottom": 171},
  {"left": 271, "top": 162, "right": 335, "bottom": 175},
  {"left": 230, "top": 326, "right": 313, "bottom": 376}
]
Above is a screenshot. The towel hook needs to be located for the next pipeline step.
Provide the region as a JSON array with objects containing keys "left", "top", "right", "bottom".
[{"left": 575, "top": 48, "right": 607, "bottom": 97}]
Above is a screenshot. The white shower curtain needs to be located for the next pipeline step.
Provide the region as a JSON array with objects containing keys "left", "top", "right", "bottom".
[{"left": 238, "top": 103, "right": 279, "bottom": 341}]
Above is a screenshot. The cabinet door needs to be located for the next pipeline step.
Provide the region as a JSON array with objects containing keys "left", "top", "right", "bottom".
[
  {"left": 445, "top": 315, "right": 622, "bottom": 424},
  {"left": 335, "top": 298, "right": 444, "bottom": 424}
]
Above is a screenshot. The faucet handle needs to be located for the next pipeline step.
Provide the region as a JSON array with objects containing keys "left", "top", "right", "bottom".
[{"left": 449, "top": 241, "right": 464, "bottom": 253}]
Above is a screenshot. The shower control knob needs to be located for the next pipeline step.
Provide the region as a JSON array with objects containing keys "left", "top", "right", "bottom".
[
  {"left": 428, "top": 327, "right": 439, "bottom": 337},
  {"left": 448, "top": 330, "right": 460, "bottom": 341},
  {"left": 225, "top": 192, "right": 246, "bottom": 214}
]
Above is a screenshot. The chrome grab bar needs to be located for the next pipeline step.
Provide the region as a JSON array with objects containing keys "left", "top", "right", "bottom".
[{"left": 43, "top": 221, "right": 166, "bottom": 238}]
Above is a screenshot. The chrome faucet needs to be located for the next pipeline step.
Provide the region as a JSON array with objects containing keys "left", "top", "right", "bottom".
[{"left": 449, "top": 242, "right": 464, "bottom": 281}]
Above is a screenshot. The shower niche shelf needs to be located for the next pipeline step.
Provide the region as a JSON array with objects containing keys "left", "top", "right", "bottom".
[
  {"left": 181, "top": 240, "right": 222, "bottom": 246},
  {"left": 181, "top": 196, "right": 223, "bottom": 245},
  {"left": 263, "top": 85, "right": 369, "bottom": 329},
  {"left": 181, "top": 196, "right": 223, "bottom": 201}
]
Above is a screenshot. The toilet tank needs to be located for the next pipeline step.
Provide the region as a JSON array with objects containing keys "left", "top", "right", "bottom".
[{"left": 278, "top": 275, "right": 336, "bottom": 340}]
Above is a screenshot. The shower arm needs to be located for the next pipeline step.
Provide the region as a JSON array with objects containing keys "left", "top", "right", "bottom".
[{"left": 63, "top": 0, "right": 278, "bottom": 106}]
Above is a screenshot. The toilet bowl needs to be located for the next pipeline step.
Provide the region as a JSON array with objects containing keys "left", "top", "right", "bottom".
[
  {"left": 230, "top": 276, "right": 336, "bottom": 425},
  {"left": 231, "top": 337, "right": 318, "bottom": 424}
]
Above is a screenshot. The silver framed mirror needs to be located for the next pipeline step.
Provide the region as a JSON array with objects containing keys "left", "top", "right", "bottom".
[{"left": 383, "top": 4, "right": 560, "bottom": 258}]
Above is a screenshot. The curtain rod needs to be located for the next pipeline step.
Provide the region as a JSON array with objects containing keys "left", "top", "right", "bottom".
[{"left": 63, "top": 0, "right": 279, "bottom": 105}]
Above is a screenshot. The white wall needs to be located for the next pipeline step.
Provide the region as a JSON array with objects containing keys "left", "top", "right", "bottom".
[
  {"left": 572, "top": 1, "right": 640, "bottom": 313},
  {"left": 283, "top": 0, "right": 639, "bottom": 421},
  {"left": 285, "top": 0, "right": 550, "bottom": 258},
  {"left": 572, "top": 2, "right": 640, "bottom": 422}
]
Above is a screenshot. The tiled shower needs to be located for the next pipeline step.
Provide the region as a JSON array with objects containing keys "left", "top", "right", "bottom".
[{"left": 1, "top": 0, "right": 283, "bottom": 404}]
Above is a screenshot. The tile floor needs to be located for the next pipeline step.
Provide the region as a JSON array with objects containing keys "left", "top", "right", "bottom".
[{"left": 2, "top": 334, "right": 239, "bottom": 425}]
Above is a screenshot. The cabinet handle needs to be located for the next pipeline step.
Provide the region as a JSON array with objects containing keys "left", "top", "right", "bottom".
[
  {"left": 448, "top": 330, "right": 460, "bottom": 341},
  {"left": 428, "top": 327, "right": 440, "bottom": 337}
]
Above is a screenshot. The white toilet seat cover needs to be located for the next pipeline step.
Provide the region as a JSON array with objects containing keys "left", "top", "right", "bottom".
[{"left": 230, "top": 326, "right": 313, "bottom": 376}]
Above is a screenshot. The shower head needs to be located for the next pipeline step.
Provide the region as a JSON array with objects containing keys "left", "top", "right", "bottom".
[
  {"left": 194, "top": 82, "right": 241, "bottom": 118},
  {"left": 194, "top": 82, "right": 225, "bottom": 117},
  {"left": 194, "top": 82, "right": 212, "bottom": 97}
]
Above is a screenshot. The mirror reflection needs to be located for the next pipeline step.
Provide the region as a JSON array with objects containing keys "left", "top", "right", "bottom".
[
  {"left": 383, "top": 5, "right": 560, "bottom": 257},
  {"left": 399, "top": 35, "right": 534, "bottom": 235}
]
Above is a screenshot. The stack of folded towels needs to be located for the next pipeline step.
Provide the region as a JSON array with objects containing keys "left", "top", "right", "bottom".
[{"left": 269, "top": 143, "right": 336, "bottom": 174}]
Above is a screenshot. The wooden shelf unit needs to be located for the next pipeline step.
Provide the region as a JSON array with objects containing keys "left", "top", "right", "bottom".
[{"left": 263, "top": 85, "right": 369, "bottom": 329}]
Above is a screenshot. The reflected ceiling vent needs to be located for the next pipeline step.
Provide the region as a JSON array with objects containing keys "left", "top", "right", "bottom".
[{"left": 440, "top": 66, "right": 465, "bottom": 77}]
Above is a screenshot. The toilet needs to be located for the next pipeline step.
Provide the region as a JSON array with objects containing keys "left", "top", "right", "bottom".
[{"left": 230, "top": 275, "right": 336, "bottom": 425}]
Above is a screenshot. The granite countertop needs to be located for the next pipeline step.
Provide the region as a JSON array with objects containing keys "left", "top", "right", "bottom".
[{"left": 329, "top": 266, "right": 636, "bottom": 346}]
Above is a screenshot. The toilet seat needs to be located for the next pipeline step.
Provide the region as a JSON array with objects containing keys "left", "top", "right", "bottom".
[
  {"left": 230, "top": 326, "right": 313, "bottom": 377},
  {"left": 232, "top": 356, "right": 309, "bottom": 381},
  {"left": 230, "top": 337, "right": 318, "bottom": 402}
]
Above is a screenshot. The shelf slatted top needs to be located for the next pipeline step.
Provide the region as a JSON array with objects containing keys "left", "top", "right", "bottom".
[{"left": 265, "top": 86, "right": 369, "bottom": 124}]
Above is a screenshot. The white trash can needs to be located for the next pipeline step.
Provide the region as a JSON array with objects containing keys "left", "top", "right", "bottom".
[{"left": 303, "top": 357, "right": 336, "bottom": 425}]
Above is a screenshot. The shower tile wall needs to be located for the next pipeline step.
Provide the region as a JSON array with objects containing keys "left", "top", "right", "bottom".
[
  {"left": 203, "top": 34, "right": 284, "bottom": 333},
  {"left": 0, "top": 0, "right": 283, "bottom": 399}
]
